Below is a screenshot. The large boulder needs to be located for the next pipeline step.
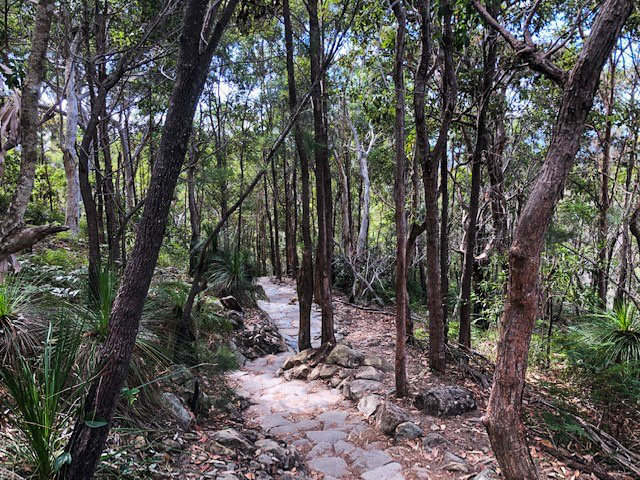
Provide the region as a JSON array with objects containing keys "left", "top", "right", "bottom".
[
  {"left": 326, "top": 344, "right": 364, "bottom": 368},
  {"left": 283, "top": 364, "right": 311, "bottom": 381},
  {"left": 374, "top": 402, "right": 411, "bottom": 436},
  {"left": 414, "top": 385, "right": 476, "bottom": 417},
  {"left": 161, "top": 392, "right": 194, "bottom": 431}
]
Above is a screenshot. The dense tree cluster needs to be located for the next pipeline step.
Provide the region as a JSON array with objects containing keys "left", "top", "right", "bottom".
[{"left": 0, "top": 0, "right": 639, "bottom": 478}]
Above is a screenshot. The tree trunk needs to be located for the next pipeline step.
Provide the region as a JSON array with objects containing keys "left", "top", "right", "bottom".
[
  {"left": 188, "top": 142, "right": 201, "bottom": 274},
  {"left": 475, "top": 1, "right": 634, "bottom": 477},
  {"left": 271, "top": 149, "right": 282, "bottom": 280},
  {"left": 283, "top": 0, "right": 313, "bottom": 350},
  {"left": 459, "top": 20, "right": 497, "bottom": 348},
  {"left": 62, "top": 26, "right": 82, "bottom": 236},
  {"left": 308, "top": 0, "right": 335, "bottom": 345},
  {"left": 416, "top": 0, "right": 457, "bottom": 372},
  {"left": 0, "top": 0, "right": 60, "bottom": 261},
  {"left": 391, "top": 0, "right": 408, "bottom": 398},
  {"left": 596, "top": 58, "right": 615, "bottom": 308},
  {"left": 61, "top": 1, "right": 239, "bottom": 477}
]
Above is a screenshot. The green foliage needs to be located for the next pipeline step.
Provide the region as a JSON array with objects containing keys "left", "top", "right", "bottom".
[
  {"left": 0, "top": 313, "right": 82, "bottom": 479},
  {"left": 88, "top": 266, "right": 118, "bottom": 339},
  {"left": 563, "top": 303, "right": 640, "bottom": 405},
  {"left": 211, "top": 345, "right": 238, "bottom": 373},
  {"left": 0, "top": 275, "right": 42, "bottom": 363},
  {"left": 206, "top": 247, "right": 263, "bottom": 306}
]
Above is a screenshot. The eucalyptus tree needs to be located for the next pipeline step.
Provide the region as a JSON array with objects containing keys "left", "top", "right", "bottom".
[{"left": 472, "top": 0, "right": 635, "bottom": 477}]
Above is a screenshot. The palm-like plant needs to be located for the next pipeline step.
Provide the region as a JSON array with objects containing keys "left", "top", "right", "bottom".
[
  {"left": 0, "top": 274, "right": 42, "bottom": 363},
  {"left": 0, "top": 313, "right": 82, "bottom": 478},
  {"left": 206, "top": 247, "right": 263, "bottom": 306},
  {"left": 576, "top": 303, "right": 640, "bottom": 367}
]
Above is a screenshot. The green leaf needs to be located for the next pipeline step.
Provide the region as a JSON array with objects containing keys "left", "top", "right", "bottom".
[
  {"left": 85, "top": 418, "right": 109, "bottom": 428},
  {"left": 54, "top": 452, "right": 72, "bottom": 472}
]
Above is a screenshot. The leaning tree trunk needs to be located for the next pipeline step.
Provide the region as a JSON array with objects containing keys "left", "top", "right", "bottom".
[
  {"left": 473, "top": 0, "right": 634, "bottom": 478},
  {"left": 283, "top": 0, "right": 313, "bottom": 350},
  {"left": 0, "top": 0, "right": 64, "bottom": 262},
  {"left": 61, "top": 1, "right": 239, "bottom": 477},
  {"left": 391, "top": 0, "right": 408, "bottom": 398},
  {"left": 309, "top": 0, "right": 335, "bottom": 345}
]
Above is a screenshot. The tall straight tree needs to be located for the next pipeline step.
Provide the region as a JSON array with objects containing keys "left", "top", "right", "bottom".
[
  {"left": 60, "top": 0, "right": 239, "bottom": 476},
  {"left": 415, "top": 0, "right": 457, "bottom": 372},
  {"left": 459, "top": 12, "right": 498, "bottom": 348},
  {"left": 284, "top": 0, "right": 313, "bottom": 351},
  {"left": 391, "top": 0, "right": 408, "bottom": 397},
  {"left": 308, "top": 0, "right": 335, "bottom": 345},
  {"left": 472, "top": 0, "right": 634, "bottom": 477}
]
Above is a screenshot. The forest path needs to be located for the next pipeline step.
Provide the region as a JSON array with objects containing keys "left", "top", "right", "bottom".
[{"left": 228, "top": 277, "right": 413, "bottom": 480}]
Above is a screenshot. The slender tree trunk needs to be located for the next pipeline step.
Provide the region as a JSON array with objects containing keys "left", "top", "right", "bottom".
[
  {"left": 391, "top": 0, "right": 408, "bottom": 398},
  {"left": 417, "top": 0, "right": 457, "bottom": 372},
  {"left": 459, "top": 21, "right": 497, "bottom": 348},
  {"left": 440, "top": 146, "right": 449, "bottom": 337},
  {"left": 283, "top": 0, "right": 313, "bottom": 350},
  {"left": 474, "top": 1, "right": 634, "bottom": 477},
  {"left": 61, "top": 1, "right": 239, "bottom": 477},
  {"left": 271, "top": 149, "right": 282, "bottom": 280},
  {"left": 62, "top": 26, "right": 82, "bottom": 236},
  {"left": 309, "top": 0, "right": 335, "bottom": 345},
  {"left": 188, "top": 143, "right": 201, "bottom": 274},
  {"left": 596, "top": 58, "right": 615, "bottom": 308}
]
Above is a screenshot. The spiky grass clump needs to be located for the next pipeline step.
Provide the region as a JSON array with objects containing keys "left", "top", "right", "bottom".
[
  {"left": 206, "top": 247, "right": 264, "bottom": 306},
  {"left": 576, "top": 303, "right": 640, "bottom": 367},
  {"left": 0, "top": 275, "right": 43, "bottom": 363},
  {"left": 0, "top": 313, "right": 82, "bottom": 479}
]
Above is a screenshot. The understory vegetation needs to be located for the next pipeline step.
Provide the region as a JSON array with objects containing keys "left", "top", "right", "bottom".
[{"left": 0, "top": 0, "right": 639, "bottom": 478}]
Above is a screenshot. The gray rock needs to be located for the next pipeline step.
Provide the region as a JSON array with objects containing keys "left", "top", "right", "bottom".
[
  {"left": 160, "top": 392, "right": 194, "bottom": 431},
  {"left": 305, "top": 441, "right": 333, "bottom": 459},
  {"left": 473, "top": 469, "right": 496, "bottom": 480},
  {"left": 306, "top": 429, "right": 347, "bottom": 444},
  {"left": 443, "top": 451, "right": 469, "bottom": 473},
  {"left": 211, "top": 428, "right": 252, "bottom": 450},
  {"left": 258, "top": 453, "right": 274, "bottom": 466},
  {"left": 308, "top": 456, "right": 349, "bottom": 478},
  {"left": 227, "top": 310, "right": 245, "bottom": 330},
  {"left": 415, "top": 385, "right": 476, "bottom": 417},
  {"left": 374, "top": 402, "right": 411, "bottom": 436},
  {"left": 344, "top": 379, "right": 384, "bottom": 401},
  {"left": 357, "top": 394, "right": 383, "bottom": 417},
  {"left": 326, "top": 344, "right": 364, "bottom": 368},
  {"left": 220, "top": 295, "right": 242, "bottom": 312},
  {"left": 283, "top": 364, "right": 311, "bottom": 381},
  {"left": 317, "top": 410, "right": 349, "bottom": 428},
  {"left": 352, "top": 449, "right": 394, "bottom": 471},
  {"left": 360, "top": 462, "right": 405, "bottom": 480},
  {"left": 334, "top": 439, "right": 358, "bottom": 456},
  {"left": 422, "top": 432, "right": 446, "bottom": 448},
  {"left": 208, "top": 441, "right": 235, "bottom": 456},
  {"left": 168, "top": 364, "right": 195, "bottom": 386},
  {"left": 255, "top": 439, "right": 287, "bottom": 460},
  {"left": 282, "top": 348, "right": 315, "bottom": 371},
  {"left": 355, "top": 366, "right": 385, "bottom": 382},
  {"left": 394, "top": 421, "right": 423, "bottom": 440},
  {"left": 308, "top": 363, "right": 340, "bottom": 381},
  {"left": 217, "top": 475, "right": 240, "bottom": 480},
  {"left": 227, "top": 340, "right": 247, "bottom": 366},
  {"left": 362, "top": 355, "right": 394, "bottom": 372}
]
